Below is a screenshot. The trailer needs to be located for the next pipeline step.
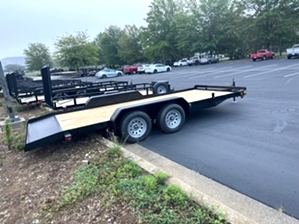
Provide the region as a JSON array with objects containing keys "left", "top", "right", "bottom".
[
  {"left": 6, "top": 71, "right": 171, "bottom": 110},
  {"left": 24, "top": 74, "right": 247, "bottom": 151}
]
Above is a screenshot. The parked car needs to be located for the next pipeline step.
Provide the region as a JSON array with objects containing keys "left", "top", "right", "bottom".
[
  {"left": 173, "top": 59, "right": 188, "bottom": 67},
  {"left": 155, "top": 59, "right": 173, "bottom": 67},
  {"left": 249, "top": 49, "right": 275, "bottom": 61},
  {"left": 286, "top": 44, "right": 299, "bottom": 59},
  {"left": 123, "top": 64, "right": 142, "bottom": 75},
  {"left": 199, "top": 55, "right": 219, "bottom": 64},
  {"left": 95, "top": 68, "right": 123, "bottom": 79},
  {"left": 144, "top": 63, "right": 172, "bottom": 74},
  {"left": 187, "top": 56, "right": 200, "bottom": 66},
  {"left": 137, "top": 64, "right": 151, "bottom": 74}
]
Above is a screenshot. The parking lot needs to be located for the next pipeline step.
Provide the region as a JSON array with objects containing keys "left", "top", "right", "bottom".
[{"left": 78, "top": 58, "right": 299, "bottom": 219}]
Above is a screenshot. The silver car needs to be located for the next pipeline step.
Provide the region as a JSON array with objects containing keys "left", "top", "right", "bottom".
[
  {"left": 199, "top": 56, "right": 219, "bottom": 64},
  {"left": 95, "top": 69, "right": 123, "bottom": 79}
]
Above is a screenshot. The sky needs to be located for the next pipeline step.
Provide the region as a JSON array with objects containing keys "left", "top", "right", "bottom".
[{"left": 0, "top": 0, "right": 153, "bottom": 59}]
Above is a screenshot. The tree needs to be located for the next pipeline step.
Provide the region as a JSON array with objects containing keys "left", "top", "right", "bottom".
[
  {"left": 23, "top": 43, "right": 53, "bottom": 71},
  {"left": 54, "top": 31, "right": 98, "bottom": 69},
  {"left": 144, "top": 0, "right": 182, "bottom": 61},
  {"left": 117, "top": 25, "right": 146, "bottom": 64},
  {"left": 94, "top": 26, "right": 123, "bottom": 66},
  {"left": 4, "top": 64, "right": 25, "bottom": 72},
  {"left": 240, "top": 0, "right": 299, "bottom": 53}
]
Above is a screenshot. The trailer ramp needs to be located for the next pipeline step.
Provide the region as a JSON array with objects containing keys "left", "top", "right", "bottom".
[{"left": 25, "top": 115, "right": 63, "bottom": 151}]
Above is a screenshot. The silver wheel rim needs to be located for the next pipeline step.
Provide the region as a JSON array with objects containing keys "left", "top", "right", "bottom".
[
  {"left": 165, "top": 109, "right": 181, "bottom": 129},
  {"left": 127, "top": 117, "right": 147, "bottom": 138},
  {"left": 156, "top": 85, "right": 167, "bottom": 94}
]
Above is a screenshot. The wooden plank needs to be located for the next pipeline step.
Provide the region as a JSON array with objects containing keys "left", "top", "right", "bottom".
[{"left": 56, "top": 89, "right": 232, "bottom": 131}]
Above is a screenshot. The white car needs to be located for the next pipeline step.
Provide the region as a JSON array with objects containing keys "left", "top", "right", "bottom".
[
  {"left": 173, "top": 59, "right": 188, "bottom": 67},
  {"left": 137, "top": 64, "right": 150, "bottom": 74},
  {"left": 95, "top": 68, "right": 123, "bottom": 78},
  {"left": 144, "top": 63, "right": 172, "bottom": 74}
]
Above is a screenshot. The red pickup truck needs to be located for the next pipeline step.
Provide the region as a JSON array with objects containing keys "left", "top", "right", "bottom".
[
  {"left": 250, "top": 49, "right": 275, "bottom": 61},
  {"left": 123, "top": 64, "right": 141, "bottom": 75}
]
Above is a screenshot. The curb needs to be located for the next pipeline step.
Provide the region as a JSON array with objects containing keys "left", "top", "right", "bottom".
[{"left": 102, "top": 138, "right": 299, "bottom": 224}]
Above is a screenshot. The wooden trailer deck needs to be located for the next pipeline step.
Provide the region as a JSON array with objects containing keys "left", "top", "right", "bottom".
[{"left": 56, "top": 89, "right": 232, "bottom": 131}]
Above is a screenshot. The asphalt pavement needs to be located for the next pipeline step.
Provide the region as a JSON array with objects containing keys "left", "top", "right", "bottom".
[{"left": 79, "top": 58, "right": 299, "bottom": 221}]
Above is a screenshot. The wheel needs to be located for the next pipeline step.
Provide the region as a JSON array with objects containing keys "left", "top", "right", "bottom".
[
  {"left": 153, "top": 82, "right": 169, "bottom": 94},
  {"left": 54, "top": 93, "right": 69, "bottom": 100},
  {"left": 120, "top": 111, "right": 152, "bottom": 143},
  {"left": 263, "top": 56, "right": 266, "bottom": 60},
  {"left": 208, "top": 60, "right": 211, "bottom": 64},
  {"left": 102, "top": 74, "right": 107, "bottom": 79},
  {"left": 117, "top": 72, "right": 122, "bottom": 76},
  {"left": 153, "top": 69, "right": 157, "bottom": 73},
  {"left": 157, "top": 104, "right": 185, "bottom": 133},
  {"left": 166, "top": 67, "right": 170, "bottom": 72},
  {"left": 271, "top": 55, "right": 274, "bottom": 59},
  {"left": 132, "top": 71, "right": 137, "bottom": 74},
  {"left": 287, "top": 55, "right": 291, "bottom": 59},
  {"left": 252, "top": 58, "right": 256, "bottom": 62}
]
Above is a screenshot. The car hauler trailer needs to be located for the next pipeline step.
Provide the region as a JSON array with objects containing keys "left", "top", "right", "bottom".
[{"left": 24, "top": 73, "right": 247, "bottom": 151}]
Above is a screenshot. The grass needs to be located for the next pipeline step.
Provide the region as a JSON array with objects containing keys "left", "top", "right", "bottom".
[
  {"left": 2, "top": 120, "right": 25, "bottom": 151},
  {"left": 25, "top": 71, "right": 40, "bottom": 77},
  {"left": 51, "top": 144, "right": 228, "bottom": 224}
]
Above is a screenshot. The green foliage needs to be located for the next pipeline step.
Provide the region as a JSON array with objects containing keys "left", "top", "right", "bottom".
[
  {"left": 163, "top": 184, "right": 187, "bottom": 206},
  {"left": 3, "top": 121, "right": 24, "bottom": 151},
  {"left": 120, "top": 161, "right": 142, "bottom": 178},
  {"left": 59, "top": 164, "right": 99, "bottom": 207},
  {"left": 117, "top": 25, "right": 146, "bottom": 64},
  {"left": 107, "top": 144, "right": 122, "bottom": 158},
  {"left": 23, "top": 43, "right": 53, "bottom": 71},
  {"left": 94, "top": 26, "right": 123, "bottom": 65},
  {"left": 4, "top": 122, "right": 13, "bottom": 150},
  {"left": 144, "top": 0, "right": 182, "bottom": 61},
  {"left": 156, "top": 171, "right": 169, "bottom": 184},
  {"left": 54, "top": 31, "right": 98, "bottom": 69},
  {"left": 142, "top": 175, "right": 158, "bottom": 191},
  {"left": 54, "top": 143, "right": 227, "bottom": 223}
]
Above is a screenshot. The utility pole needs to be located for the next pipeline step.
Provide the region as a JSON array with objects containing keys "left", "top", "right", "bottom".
[{"left": 0, "top": 61, "right": 19, "bottom": 122}]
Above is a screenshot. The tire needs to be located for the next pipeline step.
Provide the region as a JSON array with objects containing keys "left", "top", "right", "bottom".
[
  {"left": 195, "top": 61, "right": 199, "bottom": 65},
  {"left": 252, "top": 58, "right": 256, "bottom": 62},
  {"left": 208, "top": 60, "right": 211, "bottom": 64},
  {"left": 158, "top": 104, "right": 185, "bottom": 133},
  {"left": 167, "top": 68, "right": 170, "bottom": 72},
  {"left": 271, "top": 55, "right": 274, "bottom": 59},
  {"left": 153, "top": 82, "right": 169, "bottom": 94},
  {"left": 102, "top": 74, "right": 107, "bottom": 79},
  {"left": 132, "top": 71, "right": 137, "bottom": 74},
  {"left": 120, "top": 111, "right": 152, "bottom": 143},
  {"left": 153, "top": 69, "right": 157, "bottom": 73},
  {"left": 287, "top": 55, "right": 291, "bottom": 59},
  {"left": 117, "top": 72, "right": 122, "bottom": 76},
  {"left": 263, "top": 56, "right": 266, "bottom": 60}
]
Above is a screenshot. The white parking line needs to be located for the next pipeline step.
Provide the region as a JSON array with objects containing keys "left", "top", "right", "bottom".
[
  {"left": 189, "top": 66, "right": 253, "bottom": 79},
  {"left": 243, "top": 63, "right": 299, "bottom": 78},
  {"left": 284, "top": 72, "right": 299, "bottom": 78},
  {"left": 213, "top": 64, "right": 275, "bottom": 79},
  {"left": 169, "top": 67, "right": 217, "bottom": 80}
]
